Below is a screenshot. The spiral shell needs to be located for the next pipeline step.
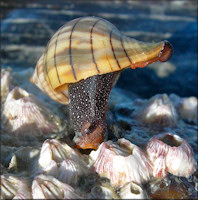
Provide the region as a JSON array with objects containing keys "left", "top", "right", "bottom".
[{"left": 31, "top": 16, "right": 172, "bottom": 104}]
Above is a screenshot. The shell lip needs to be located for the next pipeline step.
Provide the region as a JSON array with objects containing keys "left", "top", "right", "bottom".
[{"left": 159, "top": 40, "right": 173, "bottom": 62}]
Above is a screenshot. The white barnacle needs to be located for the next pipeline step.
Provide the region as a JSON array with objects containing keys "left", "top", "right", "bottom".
[
  {"left": 32, "top": 174, "right": 83, "bottom": 199},
  {"left": 37, "top": 139, "right": 89, "bottom": 186},
  {"left": 119, "top": 181, "right": 148, "bottom": 199},
  {"left": 0, "top": 174, "right": 32, "bottom": 199},
  {"left": 133, "top": 94, "right": 178, "bottom": 127},
  {"left": 1, "top": 87, "right": 60, "bottom": 136}
]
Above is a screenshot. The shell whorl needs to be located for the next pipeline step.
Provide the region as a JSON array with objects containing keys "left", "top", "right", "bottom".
[
  {"left": 31, "top": 16, "right": 170, "bottom": 104},
  {"left": 30, "top": 55, "right": 69, "bottom": 104}
]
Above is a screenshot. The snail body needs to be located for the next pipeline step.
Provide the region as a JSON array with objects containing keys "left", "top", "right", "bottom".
[{"left": 31, "top": 16, "right": 173, "bottom": 149}]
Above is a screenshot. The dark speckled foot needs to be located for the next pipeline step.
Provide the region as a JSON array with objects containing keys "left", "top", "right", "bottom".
[{"left": 68, "top": 71, "right": 119, "bottom": 149}]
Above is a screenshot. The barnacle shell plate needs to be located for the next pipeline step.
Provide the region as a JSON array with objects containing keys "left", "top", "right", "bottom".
[
  {"left": 32, "top": 174, "right": 83, "bottom": 199},
  {"left": 1, "top": 87, "right": 60, "bottom": 136},
  {"left": 1, "top": 174, "right": 32, "bottom": 199},
  {"left": 119, "top": 182, "right": 149, "bottom": 199},
  {"left": 170, "top": 94, "right": 197, "bottom": 124},
  {"left": 132, "top": 94, "right": 178, "bottom": 127},
  {"left": 146, "top": 132, "right": 197, "bottom": 178},
  {"left": 37, "top": 139, "right": 89, "bottom": 185},
  {"left": 90, "top": 138, "right": 153, "bottom": 187}
]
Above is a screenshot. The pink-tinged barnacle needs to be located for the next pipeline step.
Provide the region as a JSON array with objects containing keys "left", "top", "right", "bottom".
[
  {"left": 32, "top": 174, "right": 83, "bottom": 199},
  {"left": 89, "top": 138, "right": 153, "bottom": 187},
  {"left": 146, "top": 132, "right": 197, "bottom": 178},
  {"left": 132, "top": 94, "right": 178, "bottom": 127},
  {"left": 165, "top": 135, "right": 197, "bottom": 177},
  {"left": 0, "top": 174, "right": 32, "bottom": 199},
  {"left": 146, "top": 136, "right": 169, "bottom": 178},
  {"left": 1, "top": 87, "right": 59, "bottom": 136},
  {"left": 119, "top": 181, "right": 148, "bottom": 199}
]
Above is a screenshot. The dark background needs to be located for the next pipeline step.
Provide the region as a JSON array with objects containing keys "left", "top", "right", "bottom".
[{"left": 1, "top": 0, "right": 197, "bottom": 98}]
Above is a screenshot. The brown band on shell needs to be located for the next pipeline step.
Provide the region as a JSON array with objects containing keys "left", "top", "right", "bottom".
[
  {"left": 69, "top": 18, "right": 82, "bottom": 80},
  {"left": 38, "top": 57, "right": 65, "bottom": 103},
  {"left": 101, "top": 38, "right": 114, "bottom": 72},
  {"left": 43, "top": 41, "right": 57, "bottom": 93},
  {"left": 106, "top": 54, "right": 114, "bottom": 72},
  {"left": 60, "top": 91, "right": 68, "bottom": 98},
  {"left": 120, "top": 35, "right": 133, "bottom": 65},
  {"left": 110, "top": 29, "right": 121, "bottom": 69},
  {"left": 36, "top": 61, "right": 43, "bottom": 87},
  {"left": 90, "top": 19, "right": 101, "bottom": 73},
  {"left": 54, "top": 26, "right": 64, "bottom": 84},
  {"left": 159, "top": 41, "right": 173, "bottom": 62}
]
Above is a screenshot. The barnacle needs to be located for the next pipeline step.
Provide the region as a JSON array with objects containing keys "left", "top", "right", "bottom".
[
  {"left": 146, "top": 132, "right": 197, "bottom": 178},
  {"left": 32, "top": 174, "right": 83, "bottom": 199},
  {"left": 133, "top": 94, "right": 178, "bottom": 127},
  {"left": 1, "top": 87, "right": 60, "bottom": 136},
  {"left": 89, "top": 138, "right": 153, "bottom": 187},
  {"left": 37, "top": 139, "right": 88, "bottom": 185},
  {"left": 119, "top": 182, "right": 148, "bottom": 199},
  {"left": 0, "top": 174, "right": 32, "bottom": 199}
]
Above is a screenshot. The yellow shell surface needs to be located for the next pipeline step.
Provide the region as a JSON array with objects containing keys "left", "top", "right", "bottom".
[{"left": 31, "top": 16, "right": 165, "bottom": 104}]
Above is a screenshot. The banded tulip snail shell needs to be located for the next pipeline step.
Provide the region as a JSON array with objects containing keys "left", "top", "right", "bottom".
[{"left": 31, "top": 16, "right": 173, "bottom": 149}]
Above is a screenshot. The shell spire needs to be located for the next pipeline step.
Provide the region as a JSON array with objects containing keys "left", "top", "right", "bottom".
[{"left": 121, "top": 36, "right": 173, "bottom": 69}]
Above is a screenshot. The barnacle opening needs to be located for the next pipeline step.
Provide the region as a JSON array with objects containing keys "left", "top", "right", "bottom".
[
  {"left": 130, "top": 184, "right": 141, "bottom": 195},
  {"left": 12, "top": 87, "right": 29, "bottom": 100},
  {"left": 118, "top": 143, "right": 133, "bottom": 156},
  {"left": 110, "top": 142, "right": 133, "bottom": 157},
  {"left": 160, "top": 134, "right": 182, "bottom": 147}
]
